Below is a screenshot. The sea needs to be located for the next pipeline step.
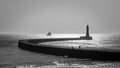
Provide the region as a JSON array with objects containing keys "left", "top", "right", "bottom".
[{"left": 0, "top": 33, "right": 120, "bottom": 68}]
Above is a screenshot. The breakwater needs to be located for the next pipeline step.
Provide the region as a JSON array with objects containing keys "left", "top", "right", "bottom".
[{"left": 18, "top": 38, "right": 120, "bottom": 61}]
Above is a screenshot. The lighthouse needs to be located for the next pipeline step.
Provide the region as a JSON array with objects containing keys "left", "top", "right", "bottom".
[
  {"left": 80, "top": 25, "right": 92, "bottom": 40},
  {"left": 86, "top": 25, "right": 89, "bottom": 37}
]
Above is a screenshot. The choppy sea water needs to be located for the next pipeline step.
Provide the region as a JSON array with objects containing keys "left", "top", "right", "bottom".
[{"left": 0, "top": 34, "right": 120, "bottom": 68}]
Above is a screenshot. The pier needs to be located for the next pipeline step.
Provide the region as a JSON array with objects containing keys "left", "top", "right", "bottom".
[{"left": 18, "top": 25, "right": 120, "bottom": 61}]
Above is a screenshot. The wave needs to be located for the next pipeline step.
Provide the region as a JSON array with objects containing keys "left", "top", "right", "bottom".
[
  {"left": 0, "top": 34, "right": 28, "bottom": 47},
  {"left": 0, "top": 61, "right": 120, "bottom": 68}
]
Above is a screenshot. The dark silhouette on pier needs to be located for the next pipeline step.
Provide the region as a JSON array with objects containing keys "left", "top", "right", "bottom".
[{"left": 47, "top": 32, "right": 52, "bottom": 36}]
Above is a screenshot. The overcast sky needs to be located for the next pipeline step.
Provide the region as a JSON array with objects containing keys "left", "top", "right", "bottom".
[{"left": 0, "top": 0, "right": 120, "bottom": 34}]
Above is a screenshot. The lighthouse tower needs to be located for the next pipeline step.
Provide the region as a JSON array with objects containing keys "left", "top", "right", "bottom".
[
  {"left": 85, "top": 25, "right": 92, "bottom": 40},
  {"left": 80, "top": 25, "right": 92, "bottom": 40},
  {"left": 86, "top": 25, "right": 90, "bottom": 37}
]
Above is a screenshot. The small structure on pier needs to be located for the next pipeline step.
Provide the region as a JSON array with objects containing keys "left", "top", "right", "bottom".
[
  {"left": 80, "top": 25, "right": 92, "bottom": 40},
  {"left": 47, "top": 32, "right": 52, "bottom": 36}
]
